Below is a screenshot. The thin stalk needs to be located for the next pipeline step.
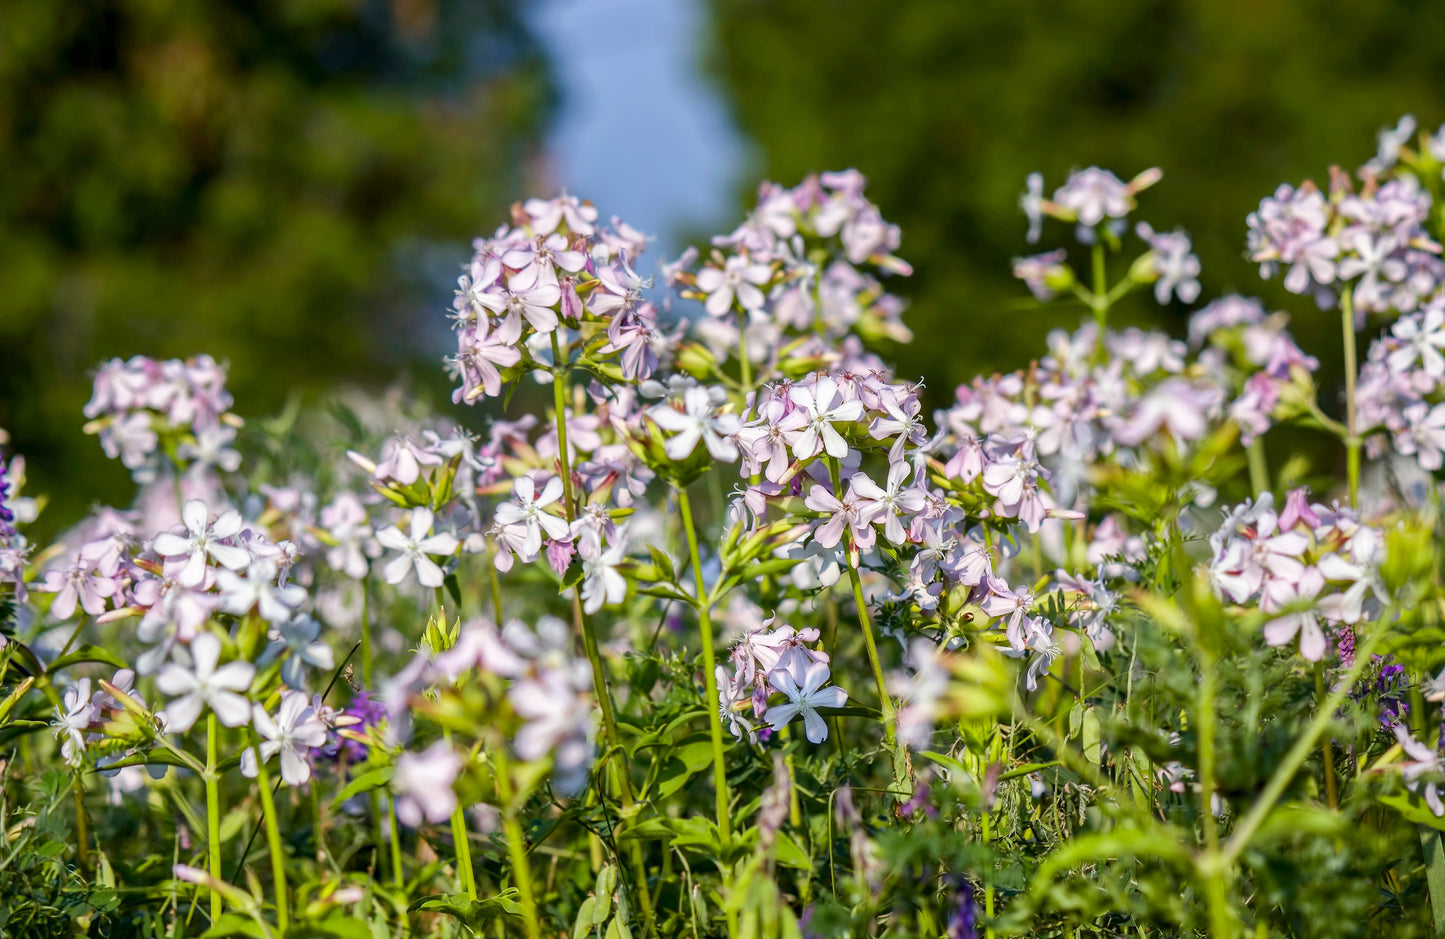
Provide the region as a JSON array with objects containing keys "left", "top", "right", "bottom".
[
  {"left": 1315, "top": 662, "right": 1339, "bottom": 809},
  {"left": 206, "top": 713, "right": 224, "bottom": 923},
  {"left": 1091, "top": 241, "right": 1108, "bottom": 328},
  {"left": 827, "top": 459, "right": 897, "bottom": 744},
  {"left": 981, "top": 808, "right": 995, "bottom": 939},
  {"left": 251, "top": 753, "right": 290, "bottom": 932},
  {"left": 441, "top": 729, "right": 476, "bottom": 899},
  {"left": 388, "top": 796, "right": 404, "bottom": 889},
  {"left": 1197, "top": 646, "right": 1220, "bottom": 855},
  {"left": 72, "top": 773, "right": 90, "bottom": 876},
  {"left": 494, "top": 745, "right": 542, "bottom": 939},
  {"left": 1341, "top": 285, "right": 1360, "bottom": 506},
  {"left": 1246, "top": 438, "right": 1269, "bottom": 498},
  {"left": 551, "top": 332, "right": 656, "bottom": 936},
  {"left": 677, "top": 486, "right": 733, "bottom": 844},
  {"left": 738, "top": 311, "right": 752, "bottom": 391}
]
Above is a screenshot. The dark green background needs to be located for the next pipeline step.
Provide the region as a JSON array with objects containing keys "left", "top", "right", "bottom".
[{"left": 6, "top": 0, "right": 1444, "bottom": 531}]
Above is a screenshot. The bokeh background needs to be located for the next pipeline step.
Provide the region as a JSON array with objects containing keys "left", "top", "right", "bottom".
[{"left": 7, "top": 0, "right": 1445, "bottom": 533}]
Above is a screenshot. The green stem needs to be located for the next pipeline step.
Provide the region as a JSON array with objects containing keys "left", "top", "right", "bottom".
[
  {"left": 1197, "top": 645, "right": 1220, "bottom": 855},
  {"left": 1341, "top": 285, "right": 1360, "bottom": 507},
  {"left": 1315, "top": 662, "right": 1338, "bottom": 810},
  {"left": 206, "top": 713, "right": 224, "bottom": 924},
  {"left": 494, "top": 745, "right": 542, "bottom": 939},
  {"left": 1246, "top": 438, "right": 1269, "bottom": 498},
  {"left": 1222, "top": 613, "right": 1390, "bottom": 865},
  {"left": 827, "top": 459, "right": 897, "bottom": 746},
  {"left": 388, "top": 795, "right": 404, "bottom": 889},
  {"left": 252, "top": 751, "right": 290, "bottom": 932},
  {"left": 442, "top": 730, "right": 476, "bottom": 899},
  {"left": 552, "top": 331, "right": 656, "bottom": 937},
  {"left": 1090, "top": 241, "right": 1108, "bottom": 329},
  {"left": 72, "top": 773, "right": 90, "bottom": 876},
  {"left": 737, "top": 310, "right": 752, "bottom": 391},
  {"left": 677, "top": 486, "right": 733, "bottom": 844}
]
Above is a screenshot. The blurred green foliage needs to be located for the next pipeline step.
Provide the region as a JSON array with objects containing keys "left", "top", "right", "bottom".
[
  {"left": 0, "top": 0, "right": 552, "bottom": 529},
  {"left": 705, "top": 0, "right": 1445, "bottom": 410}
]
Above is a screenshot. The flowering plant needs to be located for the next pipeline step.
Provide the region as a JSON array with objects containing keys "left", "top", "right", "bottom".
[{"left": 8, "top": 119, "right": 1445, "bottom": 937}]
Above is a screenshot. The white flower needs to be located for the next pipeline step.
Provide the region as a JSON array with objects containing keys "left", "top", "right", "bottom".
[
  {"left": 152, "top": 499, "right": 250, "bottom": 587},
  {"left": 240, "top": 690, "right": 328, "bottom": 786},
  {"left": 788, "top": 376, "right": 863, "bottom": 460},
  {"left": 377, "top": 507, "right": 460, "bottom": 589},
  {"left": 649, "top": 386, "right": 740, "bottom": 462},
  {"left": 216, "top": 559, "right": 306, "bottom": 624},
  {"left": 494, "top": 477, "right": 570, "bottom": 561},
  {"left": 269, "top": 614, "right": 336, "bottom": 689},
  {"left": 580, "top": 529, "right": 629, "bottom": 615},
  {"left": 155, "top": 633, "right": 256, "bottom": 733},
  {"left": 696, "top": 254, "right": 772, "bottom": 316},
  {"left": 54, "top": 678, "right": 95, "bottom": 766},
  {"left": 766, "top": 659, "right": 848, "bottom": 744}
]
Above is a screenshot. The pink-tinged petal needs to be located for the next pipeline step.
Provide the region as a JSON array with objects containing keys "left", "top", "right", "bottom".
[
  {"left": 240, "top": 747, "right": 259, "bottom": 778},
  {"left": 211, "top": 510, "right": 244, "bottom": 539},
  {"left": 419, "top": 532, "right": 460, "bottom": 556},
  {"left": 814, "top": 515, "right": 846, "bottom": 549},
  {"left": 163, "top": 695, "right": 203, "bottom": 734},
  {"left": 210, "top": 690, "right": 253, "bottom": 727},
  {"left": 191, "top": 634, "right": 221, "bottom": 677},
  {"left": 410, "top": 508, "right": 435, "bottom": 541},
  {"left": 765, "top": 702, "right": 801, "bottom": 729},
  {"left": 1261, "top": 616, "right": 1298, "bottom": 648},
  {"left": 802, "top": 708, "right": 829, "bottom": 744},
  {"left": 179, "top": 550, "right": 209, "bottom": 587},
  {"left": 800, "top": 660, "right": 832, "bottom": 696},
  {"left": 181, "top": 500, "right": 209, "bottom": 535},
  {"left": 376, "top": 527, "right": 409, "bottom": 551},
  {"left": 155, "top": 665, "right": 197, "bottom": 696},
  {"left": 382, "top": 554, "right": 412, "bottom": 585},
  {"left": 252, "top": 703, "right": 279, "bottom": 741},
  {"left": 152, "top": 533, "right": 193, "bottom": 557},
  {"left": 811, "top": 686, "right": 849, "bottom": 709},
  {"left": 208, "top": 543, "right": 251, "bottom": 571},
  {"left": 280, "top": 747, "right": 311, "bottom": 787},
  {"left": 414, "top": 556, "right": 445, "bottom": 589},
  {"left": 536, "top": 477, "right": 563, "bottom": 508},
  {"left": 1298, "top": 621, "right": 1326, "bottom": 662},
  {"left": 821, "top": 425, "right": 849, "bottom": 459},
  {"left": 50, "top": 587, "right": 78, "bottom": 621},
  {"left": 213, "top": 661, "right": 255, "bottom": 693}
]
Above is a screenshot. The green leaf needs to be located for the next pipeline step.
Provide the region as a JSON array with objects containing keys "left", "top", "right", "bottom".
[
  {"left": 1380, "top": 791, "right": 1445, "bottom": 833},
  {"left": 406, "top": 889, "right": 521, "bottom": 929},
  {"left": 333, "top": 767, "right": 395, "bottom": 806},
  {"left": 197, "top": 913, "right": 269, "bottom": 938},
  {"left": 654, "top": 737, "right": 716, "bottom": 800},
  {"left": 284, "top": 912, "right": 377, "bottom": 939},
  {"left": 0, "top": 720, "right": 49, "bottom": 747},
  {"left": 48, "top": 644, "right": 129, "bottom": 672},
  {"left": 773, "top": 831, "right": 811, "bottom": 871},
  {"left": 443, "top": 572, "right": 463, "bottom": 608}
]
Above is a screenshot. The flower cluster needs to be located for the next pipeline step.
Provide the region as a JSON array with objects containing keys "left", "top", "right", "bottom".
[
  {"left": 83, "top": 355, "right": 241, "bottom": 481},
  {"left": 718, "top": 618, "right": 845, "bottom": 744},
  {"left": 1248, "top": 126, "right": 1445, "bottom": 316},
  {"left": 446, "top": 194, "right": 673, "bottom": 403},
  {"left": 1207, "top": 490, "right": 1385, "bottom": 660}
]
